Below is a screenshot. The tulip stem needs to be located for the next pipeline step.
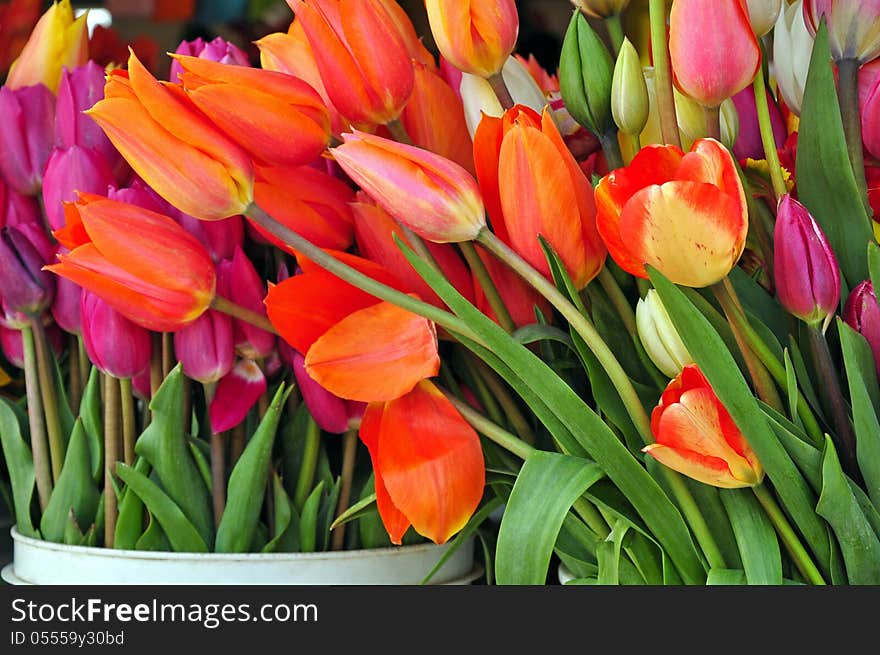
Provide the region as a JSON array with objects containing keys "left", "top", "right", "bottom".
[
  {"left": 386, "top": 118, "right": 413, "bottom": 146},
  {"left": 703, "top": 105, "right": 721, "bottom": 142},
  {"left": 469, "top": 354, "right": 535, "bottom": 444},
  {"left": 488, "top": 72, "right": 515, "bottom": 111},
  {"left": 149, "top": 332, "right": 162, "bottom": 422},
  {"left": 752, "top": 67, "right": 789, "bottom": 199},
  {"left": 331, "top": 429, "right": 359, "bottom": 551},
  {"left": 77, "top": 336, "right": 90, "bottom": 395},
  {"left": 230, "top": 423, "right": 245, "bottom": 467},
  {"left": 649, "top": 0, "right": 681, "bottom": 148},
  {"left": 21, "top": 326, "right": 52, "bottom": 510},
  {"left": 599, "top": 131, "right": 625, "bottom": 170},
  {"left": 201, "top": 382, "right": 226, "bottom": 529},
  {"left": 837, "top": 58, "right": 871, "bottom": 212},
  {"left": 604, "top": 14, "right": 625, "bottom": 55},
  {"left": 32, "top": 319, "right": 65, "bottom": 482},
  {"left": 119, "top": 377, "right": 136, "bottom": 466},
  {"left": 598, "top": 267, "right": 637, "bottom": 337},
  {"left": 460, "top": 241, "right": 517, "bottom": 334},
  {"left": 293, "top": 415, "right": 321, "bottom": 512},
  {"left": 752, "top": 483, "right": 826, "bottom": 585},
  {"left": 444, "top": 390, "right": 536, "bottom": 461},
  {"left": 103, "top": 373, "right": 120, "bottom": 548},
  {"left": 476, "top": 229, "right": 726, "bottom": 570},
  {"left": 161, "top": 333, "right": 174, "bottom": 378},
  {"left": 210, "top": 295, "right": 278, "bottom": 335},
  {"left": 69, "top": 334, "right": 82, "bottom": 413}
]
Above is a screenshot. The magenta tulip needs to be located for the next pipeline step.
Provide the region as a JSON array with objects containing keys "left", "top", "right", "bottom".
[
  {"left": 844, "top": 281, "right": 880, "bottom": 376},
  {"left": 217, "top": 246, "right": 275, "bottom": 359},
  {"left": 51, "top": 259, "right": 82, "bottom": 334},
  {"left": 0, "top": 323, "right": 64, "bottom": 369},
  {"left": 174, "top": 277, "right": 234, "bottom": 384},
  {"left": 731, "top": 85, "right": 786, "bottom": 160},
  {"left": 208, "top": 358, "right": 267, "bottom": 433},
  {"left": 80, "top": 290, "right": 151, "bottom": 379},
  {"left": 169, "top": 36, "right": 250, "bottom": 83},
  {"left": 860, "top": 60, "right": 880, "bottom": 160},
  {"left": 0, "top": 84, "right": 55, "bottom": 195},
  {"left": 41, "top": 146, "right": 116, "bottom": 230},
  {"left": 0, "top": 181, "right": 40, "bottom": 229},
  {"left": 0, "top": 225, "right": 55, "bottom": 317},
  {"left": 292, "top": 350, "right": 367, "bottom": 434}
]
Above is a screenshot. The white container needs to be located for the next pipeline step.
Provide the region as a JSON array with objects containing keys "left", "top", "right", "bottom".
[{"left": 2, "top": 527, "right": 481, "bottom": 585}]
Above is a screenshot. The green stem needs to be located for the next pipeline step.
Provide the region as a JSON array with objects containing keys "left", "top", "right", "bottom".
[
  {"left": 598, "top": 267, "right": 637, "bottom": 337},
  {"left": 68, "top": 333, "right": 82, "bottom": 413},
  {"left": 161, "top": 332, "right": 173, "bottom": 378},
  {"left": 703, "top": 105, "right": 721, "bottom": 142},
  {"left": 649, "top": 0, "right": 681, "bottom": 148},
  {"left": 331, "top": 429, "right": 359, "bottom": 551},
  {"left": 386, "top": 118, "right": 413, "bottom": 146},
  {"left": 444, "top": 390, "right": 536, "bottom": 461},
  {"left": 471, "top": 355, "right": 535, "bottom": 444},
  {"left": 103, "top": 373, "right": 120, "bottom": 548},
  {"left": 32, "top": 319, "right": 65, "bottom": 482},
  {"left": 210, "top": 295, "right": 278, "bottom": 335},
  {"left": 293, "top": 415, "right": 321, "bottom": 511},
  {"left": 119, "top": 377, "right": 136, "bottom": 466},
  {"left": 604, "top": 13, "right": 625, "bottom": 55},
  {"left": 837, "top": 58, "right": 871, "bottom": 212},
  {"left": 461, "top": 350, "right": 507, "bottom": 427},
  {"left": 77, "top": 335, "right": 89, "bottom": 395},
  {"left": 460, "top": 242, "right": 516, "bottom": 334},
  {"left": 202, "top": 382, "right": 226, "bottom": 529},
  {"left": 488, "top": 71, "right": 515, "bottom": 110},
  {"left": 21, "top": 326, "right": 52, "bottom": 510},
  {"left": 599, "top": 131, "right": 625, "bottom": 170},
  {"left": 572, "top": 497, "right": 612, "bottom": 539},
  {"left": 752, "top": 67, "right": 788, "bottom": 199},
  {"left": 752, "top": 483, "right": 826, "bottom": 585}
]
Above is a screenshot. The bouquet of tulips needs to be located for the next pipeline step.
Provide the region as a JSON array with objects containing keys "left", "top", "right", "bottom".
[{"left": 3, "top": 0, "right": 880, "bottom": 586}]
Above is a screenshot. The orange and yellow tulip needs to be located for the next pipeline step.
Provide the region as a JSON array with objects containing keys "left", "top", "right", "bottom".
[
  {"left": 86, "top": 52, "right": 254, "bottom": 221},
  {"left": 646, "top": 364, "right": 764, "bottom": 488},
  {"left": 474, "top": 105, "right": 606, "bottom": 289},
  {"left": 594, "top": 139, "right": 748, "bottom": 287},
  {"left": 425, "top": 0, "right": 519, "bottom": 78},
  {"left": 360, "top": 380, "right": 485, "bottom": 545},
  {"left": 6, "top": 0, "right": 88, "bottom": 93},
  {"left": 287, "top": 0, "right": 414, "bottom": 127},
  {"left": 332, "top": 131, "right": 486, "bottom": 243},
  {"left": 46, "top": 194, "right": 216, "bottom": 332}
]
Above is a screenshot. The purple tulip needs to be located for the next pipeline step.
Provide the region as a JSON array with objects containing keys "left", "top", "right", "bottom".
[
  {"left": 774, "top": 195, "right": 841, "bottom": 326},
  {"left": 80, "top": 290, "right": 151, "bottom": 379},
  {"left": 174, "top": 276, "right": 234, "bottom": 384},
  {"left": 844, "top": 280, "right": 880, "bottom": 377},
  {"left": 217, "top": 246, "right": 275, "bottom": 359},
  {"left": 0, "top": 225, "right": 55, "bottom": 317},
  {"left": 0, "top": 84, "right": 55, "bottom": 195},
  {"left": 41, "top": 145, "right": 116, "bottom": 230},
  {"left": 731, "top": 84, "right": 786, "bottom": 161},
  {"left": 169, "top": 36, "right": 250, "bottom": 83},
  {"left": 209, "top": 358, "right": 266, "bottom": 434}
]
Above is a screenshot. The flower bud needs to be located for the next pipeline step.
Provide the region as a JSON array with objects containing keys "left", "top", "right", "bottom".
[
  {"left": 51, "top": 258, "right": 82, "bottom": 334},
  {"left": 0, "top": 225, "right": 55, "bottom": 316},
  {"left": 844, "top": 281, "right": 880, "bottom": 376},
  {"left": 773, "top": 195, "right": 841, "bottom": 326},
  {"left": 460, "top": 55, "right": 547, "bottom": 137},
  {"left": 731, "top": 84, "right": 786, "bottom": 161},
  {"left": 41, "top": 146, "right": 116, "bottom": 231},
  {"left": 675, "top": 92, "right": 739, "bottom": 149},
  {"left": 745, "top": 0, "right": 783, "bottom": 37},
  {"left": 217, "top": 246, "right": 275, "bottom": 360},
  {"left": 612, "top": 38, "right": 649, "bottom": 136},
  {"left": 571, "top": 0, "right": 631, "bottom": 19},
  {"left": 804, "top": 0, "right": 880, "bottom": 63},
  {"left": 559, "top": 10, "right": 615, "bottom": 137},
  {"left": 81, "top": 290, "right": 151, "bottom": 379},
  {"left": 1, "top": 323, "right": 64, "bottom": 370},
  {"left": 0, "top": 84, "right": 55, "bottom": 195},
  {"left": 169, "top": 36, "right": 250, "bottom": 83},
  {"left": 636, "top": 290, "right": 694, "bottom": 378},
  {"left": 860, "top": 59, "right": 880, "bottom": 161},
  {"left": 773, "top": 0, "right": 814, "bottom": 115},
  {"left": 174, "top": 307, "right": 235, "bottom": 385}
]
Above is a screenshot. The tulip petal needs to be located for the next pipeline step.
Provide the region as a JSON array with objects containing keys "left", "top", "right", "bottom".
[
  {"left": 209, "top": 359, "right": 267, "bottom": 433},
  {"left": 643, "top": 443, "right": 750, "bottom": 489},
  {"left": 305, "top": 300, "right": 439, "bottom": 402}
]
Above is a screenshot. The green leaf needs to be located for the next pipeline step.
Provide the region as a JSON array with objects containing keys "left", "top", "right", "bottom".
[
  {"left": 187, "top": 439, "right": 213, "bottom": 496},
  {"left": 512, "top": 324, "right": 575, "bottom": 352},
  {"left": 114, "top": 457, "right": 151, "bottom": 550},
  {"left": 869, "top": 242, "right": 880, "bottom": 295},
  {"left": 279, "top": 401, "right": 315, "bottom": 501},
  {"left": 135, "top": 365, "right": 213, "bottom": 548},
  {"left": 0, "top": 398, "right": 36, "bottom": 536},
  {"left": 496, "top": 451, "right": 604, "bottom": 585},
  {"left": 215, "top": 384, "right": 290, "bottom": 553},
  {"left": 63, "top": 508, "right": 85, "bottom": 546},
  {"left": 720, "top": 489, "right": 782, "bottom": 585},
  {"left": 649, "top": 267, "right": 832, "bottom": 577},
  {"left": 48, "top": 341, "right": 75, "bottom": 448},
  {"left": 760, "top": 404, "right": 822, "bottom": 493},
  {"left": 39, "top": 419, "right": 100, "bottom": 544},
  {"left": 316, "top": 478, "right": 341, "bottom": 552},
  {"left": 79, "top": 367, "right": 103, "bottom": 483},
  {"left": 135, "top": 511, "right": 171, "bottom": 551},
  {"left": 783, "top": 350, "right": 802, "bottom": 429},
  {"left": 115, "top": 462, "right": 208, "bottom": 553},
  {"left": 330, "top": 492, "right": 376, "bottom": 531},
  {"left": 299, "top": 480, "right": 324, "bottom": 554},
  {"left": 796, "top": 21, "right": 874, "bottom": 286},
  {"left": 356, "top": 475, "right": 392, "bottom": 549},
  {"left": 597, "top": 520, "right": 629, "bottom": 585},
  {"left": 816, "top": 436, "right": 880, "bottom": 584},
  {"left": 706, "top": 569, "right": 805, "bottom": 585},
  {"left": 262, "top": 472, "right": 300, "bottom": 553}
]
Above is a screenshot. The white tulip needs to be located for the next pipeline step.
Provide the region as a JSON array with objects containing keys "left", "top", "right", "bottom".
[
  {"left": 772, "top": 0, "right": 814, "bottom": 115},
  {"left": 745, "top": 0, "right": 783, "bottom": 38},
  {"left": 636, "top": 290, "right": 694, "bottom": 379}
]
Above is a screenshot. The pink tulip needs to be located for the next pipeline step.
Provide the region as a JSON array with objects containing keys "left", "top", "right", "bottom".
[
  {"left": 169, "top": 36, "right": 250, "bottom": 83},
  {"left": 0, "top": 181, "right": 40, "bottom": 228},
  {"left": 173, "top": 212, "right": 244, "bottom": 263},
  {"left": 0, "top": 323, "right": 64, "bottom": 369},
  {"left": 0, "top": 84, "right": 55, "bottom": 194},
  {"left": 860, "top": 59, "right": 880, "bottom": 160},
  {"left": 0, "top": 224, "right": 55, "bottom": 317},
  {"left": 804, "top": 0, "right": 880, "bottom": 63},
  {"left": 51, "top": 259, "right": 82, "bottom": 334},
  {"left": 217, "top": 247, "right": 275, "bottom": 359},
  {"left": 209, "top": 358, "right": 267, "bottom": 433},
  {"left": 80, "top": 290, "right": 151, "bottom": 379},
  {"left": 174, "top": 275, "right": 234, "bottom": 384},
  {"left": 41, "top": 146, "right": 116, "bottom": 231},
  {"left": 669, "top": 0, "right": 761, "bottom": 106},
  {"left": 844, "top": 281, "right": 880, "bottom": 376},
  {"left": 731, "top": 85, "right": 787, "bottom": 161},
  {"left": 106, "top": 179, "right": 170, "bottom": 214}
]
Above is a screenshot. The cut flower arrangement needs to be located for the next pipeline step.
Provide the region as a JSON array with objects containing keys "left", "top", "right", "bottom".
[{"left": 1, "top": 0, "right": 880, "bottom": 585}]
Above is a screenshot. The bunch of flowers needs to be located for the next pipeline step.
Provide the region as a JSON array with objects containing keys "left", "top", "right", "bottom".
[{"left": 1, "top": 0, "right": 880, "bottom": 585}]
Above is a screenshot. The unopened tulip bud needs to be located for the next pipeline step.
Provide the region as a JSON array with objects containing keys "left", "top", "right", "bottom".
[
  {"left": 571, "top": 0, "right": 631, "bottom": 19},
  {"left": 293, "top": 350, "right": 352, "bottom": 434},
  {"left": 636, "top": 290, "right": 694, "bottom": 378},
  {"left": 731, "top": 84, "right": 786, "bottom": 160},
  {"left": 55, "top": 63, "right": 120, "bottom": 168},
  {"left": 41, "top": 146, "right": 116, "bottom": 231},
  {"left": 174, "top": 308, "right": 235, "bottom": 385},
  {"left": 678, "top": 94, "right": 740, "bottom": 149},
  {"left": 217, "top": 246, "right": 275, "bottom": 360},
  {"left": 0, "top": 225, "right": 55, "bottom": 316},
  {"left": 169, "top": 36, "right": 250, "bottom": 83},
  {"left": 861, "top": 60, "right": 880, "bottom": 161},
  {"left": 773, "top": 0, "right": 813, "bottom": 116},
  {"left": 51, "top": 260, "right": 82, "bottom": 334},
  {"left": 559, "top": 11, "right": 615, "bottom": 137},
  {"left": 612, "top": 38, "right": 649, "bottom": 136},
  {"left": 0, "top": 84, "right": 55, "bottom": 195},
  {"left": 804, "top": 0, "right": 880, "bottom": 63},
  {"left": 0, "top": 182, "right": 40, "bottom": 229},
  {"left": 844, "top": 281, "right": 880, "bottom": 376},
  {"left": 774, "top": 195, "right": 841, "bottom": 327},
  {"left": 745, "top": 0, "right": 783, "bottom": 37},
  {"left": 1, "top": 323, "right": 64, "bottom": 369},
  {"left": 81, "top": 290, "right": 151, "bottom": 379}
]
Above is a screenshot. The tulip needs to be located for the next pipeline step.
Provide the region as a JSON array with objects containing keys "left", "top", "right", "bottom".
[
  {"left": 515, "top": 54, "right": 560, "bottom": 94},
  {"left": 636, "top": 290, "right": 694, "bottom": 378},
  {"left": 460, "top": 55, "right": 548, "bottom": 138},
  {"left": 174, "top": 55, "right": 331, "bottom": 168},
  {"left": 359, "top": 379, "right": 484, "bottom": 544},
  {"left": 861, "top": 60, "right": 880, "bottom": 160},
  {"left": 474, "top": 106, "right": 606, "bottom": 289},
  {"left": 51, "top": 268, "right": 81, "bottom": 334},
  {"left": 844, "top": 281, "right": 880, "bottom": 376},
  {"left": 217, "top": 246, "right": 275, "bottom": 360},
  {"left": 424, "top": 0, "right": 518, "bottom": 78},
  {"left": 1, "top": 323, "right": 64, "bottom": 370},
  {"left": 209, "top": 358, "right": 267, "bottom": 434},
  {"left": 0, "top": 84, "right": 55, "bottom": 195},
  {"left": 331, "top": 131, "right": 486, "bottom": 243},
  {"left": 41, "top": 146, "right": 117, "bottom": 231},
  {"left": 669, "top": 0, "right": 761, "bottom": 107},
  {"left": 6, "top": 0, "right": 88, "bottom": 93},
  {"left": 611, "top": 38, "right": 649, "bottom": 137},
  {"left": 646, "top": 364, "right": 764, "bottom": 488},
  {"left": 174, "top": 308, "right": 234, "bottom": 385},
  {"left": 867, "top": 164, "right": 880, "bottom": 229},
  {"left": 731, "top": 85, "right": 786, "bottom": 161},
  {"left": 773, "top": 0, "right": 814, "bottom": 116},
  {"left": 0, "top": 0, "right": 41, "bottom": 74},
  {"left": 559, "top": 11, "right": 615, "bottom": 137},
  {"left": 0, "top": 225, "right": 55, "bottom": 317},
  {"left": 803, "top": 0, "right": 880, "bottom": 63},
  {"left": 266, "top": 252, "right": 439, "bottom": 403},
  {"left": 86, "top": 51, "right": 254, "bottom": 221},
  {"left": 745, "top": 0, "right": 783, "bottom": 37},
  {"left": 0, "top": 181, "right": 40, "bottom": 228},
  {"left": 47, "top": 195, "right": 216, "bottom": 332},
  {"left": 773, "top": 195, "right": 841, "bottom": 327},
  {"left": 169, "top": 36, "right": 250, "bottom": 83},
  {"left": 80, "top": 290, "right": 151, "bottom": 379},
  {"left": 292, "top": 350, "right": 361, "bottom": 434},
  {"left": 372, "top": 0, "right": 437, "bottom": 69},
  {"left": 288, "top": 0, "right": 415, "bottom": 127},
  {"left": 595, "top": 139, "right": 748, "bottom": 287},
  {"left": 401, "top": 62, "right": 476, "bottom": 175},
  {"left": 571, "top": 0, "right": 631, "bottom": 18}
]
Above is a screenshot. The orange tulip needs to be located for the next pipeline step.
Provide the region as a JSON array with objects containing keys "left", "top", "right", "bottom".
[
  {"left": 425, "top": 0, "right": 519, "bottom": 78},
  {"left": 86, "top": 52, "right": 254, "bottom": 221},
  {"left": 669, "top": 0, "right": 761, "bottom": 107},
  {"left": 595, "top": 139, "right": 748, "bottom": 287},
  {"left": 174, "top": 55, "right": 330, "bottom": 168},
  {"left": 474, "top": 105, "right": 606, "bottom": 289},
  {"left": 373, "top": 0, "right": 437, "bottom": 70},
  {"left": 332, "top": 130, "right": 486, "bottom": 243},
  {"left": 646, "top": 364, "right": 764, "bottom": 489},
  {"left": 265, "top": 251, "right": 439, "bottom": 402},
  {"left": 360, "top": 380, "right": 485, "bottom": 545},
  {"left": 46, "top": 194, "right": 216, "bottom": 332},
  {"left": 287, "top": 0, "right": 414, "bottom": 127}
]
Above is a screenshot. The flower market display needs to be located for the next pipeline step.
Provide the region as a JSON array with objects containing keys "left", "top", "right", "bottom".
[{"left": 1, "top": 0, "right": 880, "bottom": 586}]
